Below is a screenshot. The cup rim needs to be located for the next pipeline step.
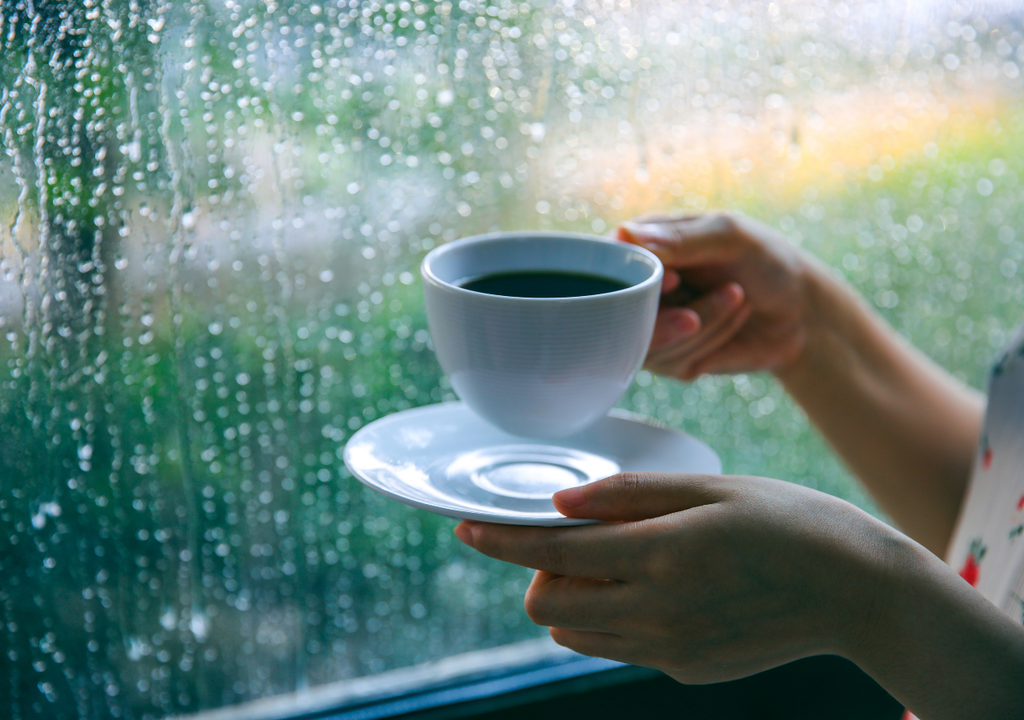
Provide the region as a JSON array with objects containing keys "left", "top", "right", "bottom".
[{"left": 420, "top": 230, "right": 663, "bottom": 302}]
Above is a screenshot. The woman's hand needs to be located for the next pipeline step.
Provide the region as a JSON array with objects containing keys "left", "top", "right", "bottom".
[
  {"left": 455, "top": 474, "right": 1024, "bottom": 719},
  {"left": 618, "top": 213, "right": 817, "bottom": 380},
  {"left": 454, "top": 472, "right": 896, "bottom": 684}
]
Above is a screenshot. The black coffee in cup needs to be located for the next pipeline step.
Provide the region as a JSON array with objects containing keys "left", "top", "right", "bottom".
[{"left": 460, "top": 269, "right": 629, "bottom": 298}]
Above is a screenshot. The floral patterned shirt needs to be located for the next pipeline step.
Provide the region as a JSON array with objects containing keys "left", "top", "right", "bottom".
[
  {"left": 903, "top": 323, "right": 1024, "bottom": 720},
  {"left": 947, "top": 324, "right": 1024, "bottom": 622}
]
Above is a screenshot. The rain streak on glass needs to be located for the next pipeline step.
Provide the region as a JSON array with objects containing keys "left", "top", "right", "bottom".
[{"left": 1, "top": 0, "right": 1023, "bottom": 717}]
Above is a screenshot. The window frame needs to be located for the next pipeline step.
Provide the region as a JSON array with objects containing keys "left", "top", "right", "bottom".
[{"left": 181, "top": 639, "right": 905, "bottom": 720}]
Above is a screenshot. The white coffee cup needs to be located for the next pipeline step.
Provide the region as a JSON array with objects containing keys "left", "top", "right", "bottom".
[{"left": 421, "top": 231, "right": 663, "bottom": 438}]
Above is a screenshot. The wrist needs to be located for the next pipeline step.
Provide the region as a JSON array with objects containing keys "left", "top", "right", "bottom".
[
  {"left": 773, "top": 261, "right": 867, "bottom": 390},
  {"left": 807, "top": 498, "right": 910, "bottom": 659},
  {"left": 829, "top": 515, "right": 920, "bottom": 661},
  {"left": 839, "top": 527, "right": 1024, "bottom": 719}
]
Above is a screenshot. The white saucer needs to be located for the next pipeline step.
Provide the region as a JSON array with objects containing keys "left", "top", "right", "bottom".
[{"left": 343, "top": 402, "right": 721, "bottom": 526}]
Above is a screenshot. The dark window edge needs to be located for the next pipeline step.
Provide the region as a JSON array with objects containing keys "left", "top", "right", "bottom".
[
  {"left": 179, "top": 638, "right": 655, "bottom": 720},
  {"left": 314, "top": 654, "right": 657, "bottom": 720}
]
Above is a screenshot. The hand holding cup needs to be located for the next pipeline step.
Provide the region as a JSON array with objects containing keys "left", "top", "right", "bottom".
[{"left": 618, "top": 214, "right": 813, "bottom": 381}]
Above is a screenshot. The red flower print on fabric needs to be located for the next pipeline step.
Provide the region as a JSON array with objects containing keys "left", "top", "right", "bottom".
[
  {"left": 1017, "top": 493, "right": 1024, "bottom": 512},
  {"left": 959, "top": 538, "right": 987, "bottom": 587},
  {"left": 960, "top": 555, "right": 980, "bottom": 586}
]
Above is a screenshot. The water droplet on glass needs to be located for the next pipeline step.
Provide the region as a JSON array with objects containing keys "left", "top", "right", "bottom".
[{"left": 2, "top": 0, "right": 1024, "bottom": 716}]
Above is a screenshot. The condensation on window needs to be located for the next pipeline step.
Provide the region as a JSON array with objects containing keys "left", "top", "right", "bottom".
[{"left": 0, "top": 0, "right": 1022, "bottom": 717}]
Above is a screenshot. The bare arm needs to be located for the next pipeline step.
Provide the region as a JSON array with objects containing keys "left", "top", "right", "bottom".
[{"left": 774, "top": 262, "right": 985, "bottom": 555}]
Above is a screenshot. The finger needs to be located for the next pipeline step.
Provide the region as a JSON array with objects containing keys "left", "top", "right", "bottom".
[
  {"left": 661, "top": 268, "right": 682, "bottom": 295},
  {"left": 647, "top": 304, "right": 752, "bottom": 379},
  {"left": 523, "top": 570, "right": 627, "bottom": 631},
  {"left": 660, "top": 269, "right": 704, "bottom": 311},
  {"left": 685, "top": 337, "right": 769, "bottom": 378},
  {"left": 454, "top": 521, "right": 637, "bottom": 580},
  {"left": 619, "top": 214, "right": 741, "bottom": 268},
  {"left": 648, "top": 282, "right": 744, "bottom": 351},
  {"left": 552, "top": 472, "right": 726, "bottom": 522},
  {"left": 621, "top": 230, "right": 692, "bottom": 303},
  {"left": 647, "top": 300, "right": 753, "bottom": 379},
  {"left": 678, "top": 302, "right": 754, "bottom": 380},
  {"left": 617, "top": 214, "right": 700, "bottom": 231},
  {"left": 685, "top": 318, "right": 802, "bottom": 377},
  {"left": 649, "top": 307, "right": 701, "bottom": 348}
]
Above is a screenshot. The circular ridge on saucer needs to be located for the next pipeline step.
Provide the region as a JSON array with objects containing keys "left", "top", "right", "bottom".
[{"left": 443, "top": 445, "right": 620, "bottom": 500}]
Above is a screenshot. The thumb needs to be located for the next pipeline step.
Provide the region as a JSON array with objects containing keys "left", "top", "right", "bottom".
[
  {"left": 619, "top": 215, "right": 738, "bottom": 268},
  {"left": 552, "top": 472, "right": 726, "bottom": 521}
]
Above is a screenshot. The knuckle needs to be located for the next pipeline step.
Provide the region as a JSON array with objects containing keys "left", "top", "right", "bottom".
[
  {"left": 536, "top": 536, "right": 569, "bottom": 574},
  {"left": 644, "top": 544, "right": 683, "bottom": 582},
  {"left": 612, "top": 471, "right": 648, "bottom": 505},
  {"left": 711, "top": 212, "right": 736, "bottom": 232}
]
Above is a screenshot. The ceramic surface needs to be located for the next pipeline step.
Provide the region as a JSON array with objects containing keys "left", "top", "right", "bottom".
[
  {"left": 343, "top": 402, "right": 722, "bottom": 526},
  {"left": 421, "top": 232, "right": 662, "bottom": 438}
]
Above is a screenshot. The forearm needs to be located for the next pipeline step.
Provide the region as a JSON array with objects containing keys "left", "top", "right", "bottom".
[
  {"left": 845, "top": 531, "right": 1024, "bottom": 719},
  {"left": 775, "top": 263, "right": 985, "bottom": 554}
]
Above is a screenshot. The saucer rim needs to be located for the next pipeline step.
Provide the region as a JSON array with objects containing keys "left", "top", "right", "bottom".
[{"left": 343, "top": 402, "right": 720, "bottom": 526}]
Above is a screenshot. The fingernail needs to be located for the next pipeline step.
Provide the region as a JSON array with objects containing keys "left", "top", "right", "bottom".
[
  {"left": 553, "top": 486, "right": 586, "bottom": 508},
  {"left": 454, "top": 522, "right": 476, "bottom": 546}
]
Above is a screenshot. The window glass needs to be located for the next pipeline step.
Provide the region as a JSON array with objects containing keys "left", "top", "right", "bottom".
[{"left": 1, "top": 0, "right": 1022, "bottom": 716}]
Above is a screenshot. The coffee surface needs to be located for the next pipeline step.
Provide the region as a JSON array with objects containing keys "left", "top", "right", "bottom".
[{"left": 461, "top": 269, "right": 629, "bottom": 298}]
